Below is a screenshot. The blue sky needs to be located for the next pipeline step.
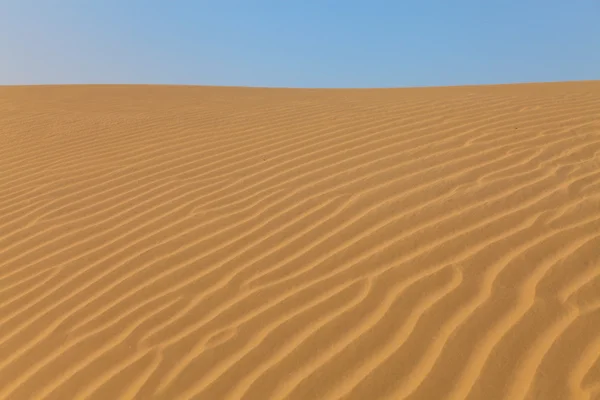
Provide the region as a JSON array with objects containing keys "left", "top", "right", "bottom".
[{"left": 1, "top": 1, "right": 598, "bottom": 88}]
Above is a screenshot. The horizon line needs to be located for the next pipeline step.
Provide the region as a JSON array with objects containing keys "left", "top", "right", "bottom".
[{"left": 1, "top": 79, "right": 598, "bottom": 91}]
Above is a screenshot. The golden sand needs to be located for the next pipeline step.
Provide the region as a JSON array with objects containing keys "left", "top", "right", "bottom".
[{"left": 1, "top": 82, "right": 600, "bottom": 399}]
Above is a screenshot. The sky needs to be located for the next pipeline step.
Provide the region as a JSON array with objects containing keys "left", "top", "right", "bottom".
[{"left": 1, "top": 1, "right": 598, "bottom": 88}]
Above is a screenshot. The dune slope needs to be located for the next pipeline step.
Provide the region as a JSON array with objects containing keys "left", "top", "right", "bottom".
[{"left": 1, "top": 82, "right": 600, "bottom": 400}]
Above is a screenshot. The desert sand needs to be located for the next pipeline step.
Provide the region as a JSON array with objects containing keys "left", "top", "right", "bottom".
[{"left": 1, "top": 81, "right": 600, "bottom": 400}]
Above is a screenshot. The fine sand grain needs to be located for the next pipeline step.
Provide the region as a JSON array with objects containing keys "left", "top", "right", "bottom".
[{"left": 1, "top": 81, "right": 600, "bottom": 400}]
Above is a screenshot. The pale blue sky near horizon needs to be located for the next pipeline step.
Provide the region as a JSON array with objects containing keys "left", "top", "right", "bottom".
[{"left": 1, "top": 1, "right": 598, "bottom": 88}]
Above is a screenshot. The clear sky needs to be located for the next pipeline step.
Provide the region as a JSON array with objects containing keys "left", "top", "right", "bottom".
[{"left": 1, "top": 1, "right": 598, "bottom": 88}]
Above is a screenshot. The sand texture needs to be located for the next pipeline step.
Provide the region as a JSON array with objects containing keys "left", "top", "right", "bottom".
[{"left": 1, "top": 81, "right": 600, "bottom": 400}]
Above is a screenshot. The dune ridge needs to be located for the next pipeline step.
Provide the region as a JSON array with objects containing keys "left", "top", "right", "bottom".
[{"left": 1, "top": 81, "right": 600, "bottom": 399}]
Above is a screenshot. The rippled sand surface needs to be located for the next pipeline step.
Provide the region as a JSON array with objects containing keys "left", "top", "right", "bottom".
[{"left": 1, "top": 82, "right": 600, "bottom": 399}]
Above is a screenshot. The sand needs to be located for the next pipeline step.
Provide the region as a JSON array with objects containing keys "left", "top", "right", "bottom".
[{"left": 0, "top": 81, "right": 600, "bottom": 400}]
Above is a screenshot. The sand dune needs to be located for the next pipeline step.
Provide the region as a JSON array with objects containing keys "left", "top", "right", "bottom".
[{"left": 1, "top": 81, "right": 600, "bottom": 399}]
